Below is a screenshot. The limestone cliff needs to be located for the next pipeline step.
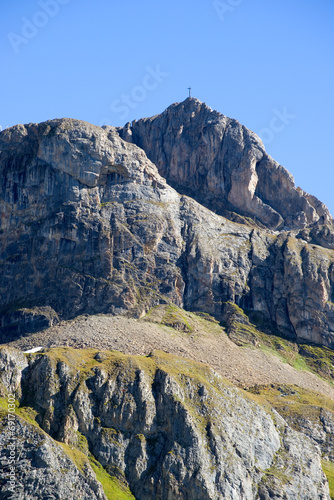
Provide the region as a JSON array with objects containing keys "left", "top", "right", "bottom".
[
  {"left": 119, "top": 98, "right": 331, "bottom": 230},
  {"left": 0, "top": 346, "right": 330, "bottom": 499},
  {"left": 1, "top": 104, "right": 334, "bottom": 347}
]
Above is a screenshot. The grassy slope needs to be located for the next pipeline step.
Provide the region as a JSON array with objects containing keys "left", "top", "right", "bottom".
[
  {"left": 145, "top": 303, "right": 334, "bottom": 497},
  {"left": 3, "top": 301, "right": 334, "bottom": 497},
  {"left": 322, "top": 460, "right": 334, "bottom": 499},
  {"left": 221, "top": 301, "right": 334, "bottom": 383}
]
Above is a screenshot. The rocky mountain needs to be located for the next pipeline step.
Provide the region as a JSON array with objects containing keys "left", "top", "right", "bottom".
[
  {"left": 0, "top": 345, "right": 331, "bottom": 499},
  {"left": 119, "top": 98, "right": 331, "bottom": 230},
  {"left": 1, "top": 99, "right": 334, "bottom": 498},
  {"left": 1, "top": 99, "right": 334, "bottom": 347}
]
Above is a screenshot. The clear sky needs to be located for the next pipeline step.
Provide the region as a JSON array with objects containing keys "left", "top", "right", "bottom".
[{"left": 1, "top": 0, "right": 334, "bottom": 214}]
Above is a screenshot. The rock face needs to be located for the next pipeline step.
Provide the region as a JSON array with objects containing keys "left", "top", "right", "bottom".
[
  {"left": 0, "top": 416, "right": 108, "bottom": 500},
  {"left": 0, "top": 346, "right": 330, "bottom": 499},
  {"left": 1, "top": 105, "right": 334, "bottom": 346},
  {"left": 119, "top": 98, "right": 331, "bottom": 230},
  {"left": 0, "top": 118, "right": 170, "bottom": 336}
]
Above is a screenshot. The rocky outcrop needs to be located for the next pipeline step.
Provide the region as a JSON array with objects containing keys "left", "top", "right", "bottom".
[
  {"left": 283, "top": 403, "right": 334, "bottom": 463},
  {"left": 0, "top": 416, "right": 108, "bottom": 500},
  {"left": 0, "top": 346, "right": 330, "bottom": 499},
  {"left": 248, "top": 384, "right": 334, "bottom": 475},
  {"left": 1, "top": 108, "right": 334, "bottom": 346},
  {"left": 119, "top": 98, "right": 331, "bottom": 230},
  {"left": 0, "top": 306, "right": 59, "bottom": 336},
  {"left": 0, "top": 118, "right": 172, "bottom": 337},
  {"left": 0, "top": 346, "right": 28, "bottom": 398}
]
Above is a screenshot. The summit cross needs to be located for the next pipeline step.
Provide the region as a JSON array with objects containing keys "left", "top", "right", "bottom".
[{"left": 188, "top": 86, "right": 191, "bottom": 98}]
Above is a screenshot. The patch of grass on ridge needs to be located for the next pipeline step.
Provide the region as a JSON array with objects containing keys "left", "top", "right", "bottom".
[
  {"left": 322, "top": 460, "right": 334, "bottom": 499},
  {"left": 223, "top": 302, "right": 334, "bottom": 383},
  {"left": 142, "top": 303, "right": 224, "bottom": 339},
  {"left": 89, "top": 456, "right": 135, "bottom": 500},
  {"left": 58, "top": 441, "right": 135, "bottom": 499}
]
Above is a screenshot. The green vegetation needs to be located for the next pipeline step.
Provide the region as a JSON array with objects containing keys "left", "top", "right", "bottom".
[
  {"left": 58, "top": 441, "right": 136, "bottom": 499},
  {"left": 222, "top": 301, "right": 334, "bottom": 384},
  {"left": 249, "top": 383, "right": 334, "bottom": 411},
  {"left": 322, "top": 460, "right": 334, "bottom": 499},
  {"left": 298, "top": 344, "right": 334, "bottom": 379},
  {"left": 145, "top": 200, "right": 169, "bottom": 207},
  {"left": 58, "top": 441, "right": 89, "bottom": 473},
  {"left": 193, "top": 311, "right": 220, "bottom": 323},
  {"left": 16, "top": 405, "right": 40, "bottom": 427},
  {"left": 100, "top": 201, "right": 117, "bottom": 208},
  {"left": 77, "top": 431, "right": 89, "bottom": 455},
  {"left": 89, "top": 457, "right": 135, "bottom": 500},
  {"left": 0, "top": 395, "right": 39, "bottom": 428},
  {"left": 37, "top": 346, "right": 157, "bottom": 384},
  {"left": 143, "top": 303, "right": 223, "bottom": 337},
  {"left": 160, "top": 304, "right": 194, "bottom": 333},
  {"left": 0, "top": 397, "right": 7, "bottom": 413},
  {"left": 247, "top": 384, "right": 334, "bottom": 434}
]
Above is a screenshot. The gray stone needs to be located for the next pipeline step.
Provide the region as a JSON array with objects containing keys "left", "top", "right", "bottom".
[
  {"left": 0, "top": 104, "right": 334, "bottom": 347},
  {"left": 0, "top": 416, "right": 107, "bottom": 500},
  {"left": 2, "top": 346, "right": 330, "bottom": 499},
  {"left": 0, "top": 346, "right": 28, "bottom": 397},
  {"left": 119, "top": 97, "right": 332, "bottom": 230}
]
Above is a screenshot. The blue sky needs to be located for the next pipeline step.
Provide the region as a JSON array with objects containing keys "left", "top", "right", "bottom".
[{"left": 1, "top": 0, "right": 334, "bottom": 215}]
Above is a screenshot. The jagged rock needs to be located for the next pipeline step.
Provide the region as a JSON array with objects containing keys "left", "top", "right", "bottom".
[
  {"left": 260, "top": 385, "right": 334, "bottom": 463},
  {"left": 285, "top": 406, "right": 334, "bottom": 463},
  {"left": 1, "top": 107, "right": 334, "bottom": 346},
  {"left": 257, "top": 417, "right": 330, "bottom": 499},
  {"left": 2, "top": 104, "right": 334, "bottom": 500},
  {"left": 0, "top": 118, "right": 172, "bottom": 339},
  {"left": 0, "top": 415, "right": 107, "bottom": 500},
  {"left": 297, "top": 221, "right": 334, "bottom": 250},
  {"left": 221, "top": 301, "right": 260, "bottom": 347},
  {"left": 0, "top": 306, "right": 59, "bottom": 336},
  {"left": 119, "top": 98, "right": 332, "bottom": 230},
  {"left": 0, "top": 346, "right": 28, "bottom": 397},
  {"left": 1, "top": 346, "right": 330, "bottom": 499}
]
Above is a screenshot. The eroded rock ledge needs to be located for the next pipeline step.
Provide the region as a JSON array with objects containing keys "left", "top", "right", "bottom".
[{"left": 0, "top": 346, "right": 330, "bottom": 499}]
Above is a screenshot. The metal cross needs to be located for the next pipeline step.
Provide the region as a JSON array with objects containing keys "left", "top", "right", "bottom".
[{"left": 188, "top": 86, "right": 191, "bottom": 98}]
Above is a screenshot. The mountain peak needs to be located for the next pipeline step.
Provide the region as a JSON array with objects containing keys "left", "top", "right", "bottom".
[
  {"left": 1, "top": 103, "right": 334, "bottom": 350},
  {"left": 181, "top": 96, "right": 207, "bottom": 106},
  {"left": 119, "top": 102, "right": 332, "bottom": 230},
  {"left": 163, "top": 96, "right": 217, "bottom": 119}
]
